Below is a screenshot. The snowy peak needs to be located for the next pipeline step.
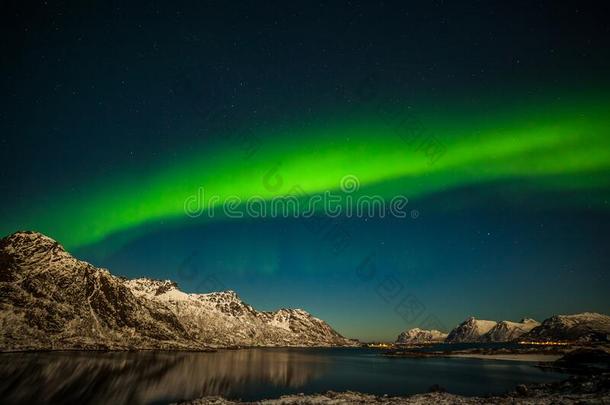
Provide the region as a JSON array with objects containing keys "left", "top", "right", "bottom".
[
  {"left": 137, "top": 284, "right": 355, "bottom": 347},
  {"left": 195, "top": 290, "right": 259, "bottom": 317},
  {"left": 446, "top": 316, "right": 542, "bottom": 343},
  {"left": 2, "top": 231, "right": 63, "bottom": 250},
  {"left": 122, "top": 277, "right": 355, "bottom": 347},
  {"left": 199, "top": 290, "right": 241, "bottom": 303},
  {"left": 266, "top": 308, "right": 320, "bottom": 328},
  {"left": 482, "top": 319, "right": 540, "bottom": 342},
  {"left": 0, "top": 231, "right": 356, "bottom": 351},
  {"left": 267, "top": 309, "right": 297, "bottom": 331},
  {"left": 523, "top": 312, "right": 610, "bottom": 342},
  {"left": 445, "top": 317, "right": 498, "bottom": 343},
  {"left": 261, "top": 308, "right": 348, "bottom": 344},
  {"left": 0, "top": 231, "right": 72, "bottom": 265},
  {"left": 126, "top": 278, "right": 180, "bottom": 297},
  {"left": 396, "top": 328, "right": 447, "bottom": 344},
  {"left": 443, "top": 313, "right": 610, "bottom": 343},
  {"left": 1, "top": 232, "right": 197, "bottom": 351}
]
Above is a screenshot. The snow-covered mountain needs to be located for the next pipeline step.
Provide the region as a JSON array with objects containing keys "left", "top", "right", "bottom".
[
  {"left": 395, "top": 328, "right": 447, "bottom": 344},
  {"left": 444, "top": 313, "right": 610, "bottom": 343},
  {"left": 0, "top": 231, "right": 356, "bottom": 351},
  {"left": 125, "top": 278, "right": 355, "bottom": 347},
  {"left": 445, "top": 317, "right": 543, "bottom": 343},
  {"left": 481, "top": 318, "right": 540, "bottom": 342},
  {"left": 445, "top": 317, "right": 497, "bottom": 343},
  {"left": 522, "top": 312, "right": 610, "bottom": 343}
]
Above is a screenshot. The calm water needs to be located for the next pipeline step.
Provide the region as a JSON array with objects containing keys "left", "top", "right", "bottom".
[{"left": 0, "top": 348, "right": 567, "bottom": 404}]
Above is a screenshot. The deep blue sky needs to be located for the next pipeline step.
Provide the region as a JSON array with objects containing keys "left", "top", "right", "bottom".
[{"left": 1, "top": 1, "right": 609, "bottom": 341}]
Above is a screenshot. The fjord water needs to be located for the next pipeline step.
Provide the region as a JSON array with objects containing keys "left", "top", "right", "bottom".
[{"left": 0, "top": 348, "right": 566, "bottom": 404}]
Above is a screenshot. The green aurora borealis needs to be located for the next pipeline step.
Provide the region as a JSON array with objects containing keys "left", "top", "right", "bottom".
[
  {"left": 3, "top": 1, "right": 610, "bottom": 341},
  {"left": 5, "top": 90, "right": 610, "bottom": 250}
]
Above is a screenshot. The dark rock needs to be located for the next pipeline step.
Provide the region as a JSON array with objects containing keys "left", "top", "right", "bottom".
[{"left": 428, "top": 384, "right": 446, "bottom": 393}]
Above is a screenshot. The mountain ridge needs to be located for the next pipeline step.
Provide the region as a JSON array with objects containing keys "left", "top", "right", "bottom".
[
  {"left": 412, "top": 313, "right": 609, "bottom": 343},
  {"left": 522, "top": 312, "right": 610, "bottom": 343},
  {"left": 395, "top": 328, "right": 447, "bottom": 344},
  {"left": 0, "top": 231, "right": 357, "bottom": 351},
  {"left": 445, "top": 317, "right": 498, "bottom": 343}
]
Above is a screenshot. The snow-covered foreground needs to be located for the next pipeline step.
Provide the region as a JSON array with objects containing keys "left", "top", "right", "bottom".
[{"left": 176, "top": 373, "right": 610, "bottom": 404}]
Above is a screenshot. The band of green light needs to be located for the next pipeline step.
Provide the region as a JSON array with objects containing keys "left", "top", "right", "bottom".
[{"left": 3, "top": 90, "right": 610, "bottom": 249}]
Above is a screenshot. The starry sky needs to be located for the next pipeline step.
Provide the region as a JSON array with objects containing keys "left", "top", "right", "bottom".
[{"left": 1, "top": 1, "right": 609, "bottom": 341}]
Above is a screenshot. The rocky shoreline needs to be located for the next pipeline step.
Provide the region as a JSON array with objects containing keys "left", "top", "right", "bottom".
[
  {"left": 176, "top": 373, "right": 610, "bottom": 404},
  {"left": 175, "top": 348, "right": 610, "bottom": 404},
  {"left": 384, "top": 345, "right": 610, "bottom": 369},
  {"left": 384, "top": 344, "right": 570, "bottom": 359}
]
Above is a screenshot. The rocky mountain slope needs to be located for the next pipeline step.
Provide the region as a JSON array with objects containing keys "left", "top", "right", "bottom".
[
  {"left": 481, "top": 318, "right": 540, "bottom": 342},
  {"left": 522, "top": 312, "right": 610, "bottom": 343},
  {"left": 0, "top": 231, "right": 355, "bottom": 351},
  {"left": 442, "top": 313, "right": 609, "bottom": 343},
  {"left": 395, "top": 328, "right": 447, "bottom": 344},
  {"left": 445, "top": 317, "right": 497, "bottom": 343},
  {"left": 125, "top": 278, "right": 354, "bottom": 347}
]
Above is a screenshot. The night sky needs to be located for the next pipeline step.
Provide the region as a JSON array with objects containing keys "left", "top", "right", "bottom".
[{"left": 1, "top": 1, "right": 609, "bottom": 341}]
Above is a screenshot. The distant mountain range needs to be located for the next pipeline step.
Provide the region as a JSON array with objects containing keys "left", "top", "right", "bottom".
[
  {"left": 2, "top": 231, "right": 608, "bottom": 351},
  {"left": 445, "top": 317, "right": 540, "bottom": 343},
  {"left": 396, "top": 313, "right": 610, "bottom": 344},
  {"left": 0, "top": 231, "right": 357, "bottom": 351},
  {"left": 525, "top": 313, "right": 610, "bottom": 343},
  {"left": 396, "top": 328, "right": 447, "bottom": 344}
]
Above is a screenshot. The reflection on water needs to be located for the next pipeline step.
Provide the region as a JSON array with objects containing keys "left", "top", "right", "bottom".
[
  {"left": 0, "top": 348, "right": 567, "bottom": 404},
  {"left": 0, "top": 349, "right": 327, "bottom": 404}
]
